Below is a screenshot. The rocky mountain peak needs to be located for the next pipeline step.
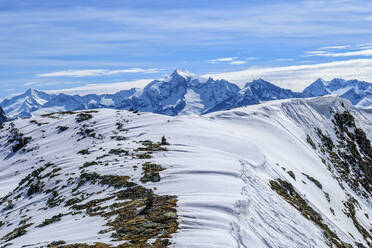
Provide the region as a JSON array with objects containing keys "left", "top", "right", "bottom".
[{"left": 0, "top": 106, "right": 7, "bottom": 123}]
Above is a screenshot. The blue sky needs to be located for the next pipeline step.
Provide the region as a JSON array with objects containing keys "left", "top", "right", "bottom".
[{"left": 1, "top": 0, "right": 372, "bottom": 98}]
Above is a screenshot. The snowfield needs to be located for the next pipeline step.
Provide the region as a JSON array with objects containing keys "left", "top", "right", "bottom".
[{"left": 0, "top": 96, "right": 371, "bottom": 247}]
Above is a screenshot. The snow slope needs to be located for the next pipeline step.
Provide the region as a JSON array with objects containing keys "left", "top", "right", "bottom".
[{"left": 0, "top": 96, "right": 371, "bottom": 247}]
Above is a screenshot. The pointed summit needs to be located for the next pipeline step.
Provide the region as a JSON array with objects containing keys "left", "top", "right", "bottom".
[
  {"left": 24, "top": 88, "right": 41, "bottom": 98},
  {"left": 0, "top": 88, "right": 52, "bottom": 118},
  {"left": 314, "top": 78, "right": 326, "bottom": 83},
  {"left": 246, "top": 78, "right": 275, "bottom": 89},
  {"left": 252, "top": 78, "right": 267, "bottom": 83},
  {"left": 170, "top": 68, "right": 196, "bottom": 80},
  {"left": 166, "top": 69, "right": 210, "bottom": 86},
  {"left": 303, "top": 78, "right": 330, "bottom": 97},
  {"left": 25, "top": 88, "right": 35, "bottom": 94},
  {"left": 23, "top": 88, "right": 50, "bottom": 98}
]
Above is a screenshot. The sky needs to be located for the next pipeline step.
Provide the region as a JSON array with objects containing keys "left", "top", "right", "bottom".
[{"left": 1, "top": 0, "right": 372, "bottom": 99}]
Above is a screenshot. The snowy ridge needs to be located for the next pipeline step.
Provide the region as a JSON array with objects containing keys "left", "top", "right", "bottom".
[
  {"left": 2, "top": 70, "right": 372, "bottom": 118},
  {"left": 0, "top": 96, "right": 371, "bottom": 247}
]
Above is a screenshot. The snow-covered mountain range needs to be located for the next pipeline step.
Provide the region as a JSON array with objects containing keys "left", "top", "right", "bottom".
[
  {"left": 0, "top": 96, "right": 371, "bottom": 247},
  {"left": 303, "top": 78, "right": 372, "bottom": 108},
  {"left": 2, "top": 69, "right": 372, "bottom": 118}
]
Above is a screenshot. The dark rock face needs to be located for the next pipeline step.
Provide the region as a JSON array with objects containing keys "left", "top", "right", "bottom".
[{"left": 0, "top": 107, "right": 7, "bottom": 123}]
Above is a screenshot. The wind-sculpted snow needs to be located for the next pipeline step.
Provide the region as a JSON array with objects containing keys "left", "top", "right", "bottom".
[
  {"left": 0, "top": 96, "right": 371, "bottom": 247},
  {"left": 233, "top": 159, "right": 324, "bottom": 247},
  {"left": 2, "top": 70, "right": 372, "bottom": 119}
]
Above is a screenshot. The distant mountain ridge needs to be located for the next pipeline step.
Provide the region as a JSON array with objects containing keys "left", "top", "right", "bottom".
[
  {"left": 2, "top": 69, "right": 372, "bottom": 118},
  {"left": 303, "top": 78, "right": 372, "bottom": 107}
]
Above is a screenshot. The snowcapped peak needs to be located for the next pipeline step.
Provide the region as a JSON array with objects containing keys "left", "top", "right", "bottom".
[
  {"left": 314, "top": 78, "right": 325, "bottom": 83},
  {"left": 166, "top": 69, "right": 209, "bottom": 84},
  {"left": 172, "top": 68, "right": 196, "bottom": 79},
  {"left": 303, "top": 78, "right": 330, "bottom": 97},
  {"left": 329, "top": 78, "right": 345, "bottom": 83},
  {"left": 251, "top": 78, "right": 270, "bottom": 84},
  {"left": 326, "top": 78, "right": 349, "bottom": 91},
  {"left": 0, "top": 88, "right": 52, "bottom": 118},
  {"left": 311, "top": 78, "right": 328, "bottom": 86},
  {"left": 253, "top": 78, "right": 266, "bottom": 83},
  {"left": 206, "top": 76, "right": 215, "bottom": 82},
  {"left": 22, "top": 88, "right": 49, "bottom": 99},
  {"left": 245, "top": 78, "right": 274, "bottom": 89},
  {"left": 25, "top": 88, "right": 35, "bottom": 94}
]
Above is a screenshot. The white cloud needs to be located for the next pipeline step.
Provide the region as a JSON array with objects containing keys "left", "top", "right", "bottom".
[
  {"left": 45, "top": 79, "right": 152, "bottom": 95},
  {"left": 305, "top": 48, "right": 372, "bottom": 57},
  {"left": 230, "top": 60, "right": 247, "bottom": 65},
  {"left": 305, "top": 43, "right": 372, "bottom": 58},
  {"left": 37, "top": 68, "right": 159, "bottom": 77},
  {"left": 318, "top": 45, "right": 350, "bottom": 50},
  {"left": 24, "top": 81, "right": 78, "bottom": 87},
  {"left": 357, "top": 43, "right": 372, "bottom": 49},
  {"left": 275, "top": 58, "right": 294, "bottom": 62},
  {"left": 207, "top": 57, "right": 237, "bottom": 64},
  {"left": 205, "top": 58, "right": 372, "bottom": 91},
  {"left": 208, "top": 57, "right": 253, "bottom": 65}
]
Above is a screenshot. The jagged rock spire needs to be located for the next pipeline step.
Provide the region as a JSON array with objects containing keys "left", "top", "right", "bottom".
[{"left": 0, "top": 106, "right": 8, "bottom": 123}]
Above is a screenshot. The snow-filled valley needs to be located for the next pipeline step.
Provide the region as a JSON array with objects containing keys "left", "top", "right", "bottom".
[{"left": 0, "top": 96, "right": 371, "bottom": 248}]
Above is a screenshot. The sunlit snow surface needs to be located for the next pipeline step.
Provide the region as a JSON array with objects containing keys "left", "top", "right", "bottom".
[{"left": 0, "top": 96, "right": 371, "bottom": 247}]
